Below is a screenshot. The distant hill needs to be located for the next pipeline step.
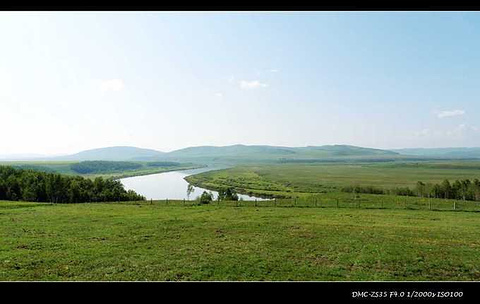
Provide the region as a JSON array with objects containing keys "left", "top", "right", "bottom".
[
  {"left": 166, "top": 144, "right": 296, "bottom": 158},
  {"left": 159, "top": 144, "right": 399, "bottom": 164},
  {"left": 295, "top": 145, "right": 399, "bottom": 157},
  {"left": 6, "top": 144, "right": 402, "bottom": 164},
  {"left": 393, "top": 147, "right": 480, "bottom": 159},
  {"left": 56, "top": 146, "right": 165, "bottom": 161}
]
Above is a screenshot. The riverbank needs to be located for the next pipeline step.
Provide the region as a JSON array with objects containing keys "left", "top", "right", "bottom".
[
  {"left": 107, "top": 164, "right": 206, "bottom": 180},
  {"left": 184, "top": 172, "right": 278, "bottom": 199},
  {"left": 0, "top": 161, "right": 207, "bottom": 181},
  {"left": 184, "top": 161, "right": 480, "bottom": 199},
  {"left": 119, "top": 166, "right": 266, "bottom": 201}
]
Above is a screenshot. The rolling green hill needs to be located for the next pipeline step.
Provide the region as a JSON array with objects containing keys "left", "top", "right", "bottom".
[
  {"left": 56, "top": 146, "right": 165, "bottom": 161},
  {"left": 42, "top": 144, "right": 400, "bottom": 165},
  {"left": 159, "top": 144, "right": 399, "bottom": 164},
  {"left": 17, "top": 144, "right": 480, "bottom": 166},
  {"left": 0, "top": 160, "right": 199, "bottom": 179},
  {"left": 394, "top": 147, "right": 480, "bottom": 159}
]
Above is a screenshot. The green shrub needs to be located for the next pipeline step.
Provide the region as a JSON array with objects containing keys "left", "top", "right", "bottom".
[{"left": 198, "top": 191, "right": 214, "bottom": 204}]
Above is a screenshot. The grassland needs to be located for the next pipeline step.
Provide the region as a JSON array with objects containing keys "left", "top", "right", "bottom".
[
  {"left": 2, "top": 160, "right": 480, "bottom": 281},
  {"left": 0, "top": 160, "right": 202, "bottom": 180},
  {"left": 1, "top": 200, "right": 480, "bottom": 281},
  {"left": 185, "top": 161, "right": 480, "bottom": 198}
]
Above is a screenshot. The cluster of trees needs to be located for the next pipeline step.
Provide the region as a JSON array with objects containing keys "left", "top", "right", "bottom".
[
  {"left": 192, "top": 187, "right": 239, "bottom": 204},
  {"left": 0, "top": 166, "right": 145, "bottom": 203},
  {"left": 70, "top": 161, "right": 142, "bottom": 174},
  {"left": 342, "top": 178, "right": 480, "bottom": 201},
  {"left": 342, "top": 185, "right": 418, "bottom": 196},
  {"left": 198, "top": 191, "right": 214, "bottom": 204},
  {"left": 217, "top": 188, "right": 239, "bottom": 201},
  {"left": 413, "top": 179, "right": 480, "bottom": 201}
]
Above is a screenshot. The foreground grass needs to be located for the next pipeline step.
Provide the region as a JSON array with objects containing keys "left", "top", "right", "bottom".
[{"left": 1, "top": 200, "right": 480, "bottom": 281}]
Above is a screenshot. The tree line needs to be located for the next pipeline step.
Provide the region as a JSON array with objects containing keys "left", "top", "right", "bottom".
[
  {"left": 192, "top": 187, "right": 240, "bottom": 204},
  {"left": 342, "top": 178, "right": 480, "bottom": 201},
  {"left": 0, "top": 166, "right": 145, "bottom": 203}
]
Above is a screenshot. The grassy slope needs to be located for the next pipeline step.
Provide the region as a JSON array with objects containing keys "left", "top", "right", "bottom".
[
  {"left": 54, "top": 146, "right": 165, "bottom": 161},
  {"left": 0, "top": 161, "right": 202, "bottom": 179},
  {"left": 394, "top": 147, "right": 480, "bottom": 158},
  {"left": 186, "top": 161, "right": 480, "bottom": 197},
  {"left": 1, "top": 200, "right": 479, "bottom": 281},
  {"left": 0, "top": 161, "right": 77, "bottom": 175},
  {"left": 163, "top": 144, "right": 400, "bottom": 165}
]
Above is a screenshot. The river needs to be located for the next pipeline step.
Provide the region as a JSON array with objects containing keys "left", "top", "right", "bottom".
[{"left": 119, "top": 166, "right": 268, "bottom": 201}]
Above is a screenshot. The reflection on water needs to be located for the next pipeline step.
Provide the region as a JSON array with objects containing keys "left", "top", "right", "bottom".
[{"left": 120, "top": 166, "right": 268, "bottom": 201}]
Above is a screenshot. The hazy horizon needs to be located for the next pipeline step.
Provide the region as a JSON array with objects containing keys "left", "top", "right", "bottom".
[
  {"left": 3, "top": 143, "right": 480, "bottom": 160},
  {"left": 2, "top": 12, "right": 480, "bottom": 155}
]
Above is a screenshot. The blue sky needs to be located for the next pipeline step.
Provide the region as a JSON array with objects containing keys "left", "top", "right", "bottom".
[{"left": 1, "top": 12, "right": 480, "bottom": 155}]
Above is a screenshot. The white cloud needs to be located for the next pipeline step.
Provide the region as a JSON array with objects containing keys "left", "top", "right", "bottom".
[
  {"left": 215, "top": 92, "right": 223, "bottom": 98},
  {"left": 269, "top": 69, "right": 280, "bottom": 73},
  {"left": 100, "top": 79, "right": 124, "bottom": 92},
  {"left": 239, "top": 80, "right": 268, "bottom": 90},
  {"left": 437, "top": 109, "right": 465, "bottom": 118}
]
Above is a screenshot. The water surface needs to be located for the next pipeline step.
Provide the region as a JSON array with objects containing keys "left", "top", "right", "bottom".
[{"left": 120, "top": 166, "right": 268, "bottom": 201}]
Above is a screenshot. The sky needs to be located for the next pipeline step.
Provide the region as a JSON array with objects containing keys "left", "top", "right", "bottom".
[{"left": 1, "top": 11, "right": 480, "bottom": 155}]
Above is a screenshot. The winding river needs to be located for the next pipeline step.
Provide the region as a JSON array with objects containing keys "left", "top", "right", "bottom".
[{"left": 119, "top": 166, "right": 268, "bottom": 201}]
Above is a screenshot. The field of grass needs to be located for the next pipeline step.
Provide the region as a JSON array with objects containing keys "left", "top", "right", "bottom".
[
  {"left": 186, "top": 161, "right": 480, "bottom": 197},
  {"left": 0, "top": 161, "right": 202, "bottom": 179},
  {"left": 0, "top": 161, "right": 78, "bottom": 175},
  {"left": 1, "top": 200, "right": 480, "bottom": 281},
  {"left": 239, "top": 193, "right": 480, "bottom": 212}
]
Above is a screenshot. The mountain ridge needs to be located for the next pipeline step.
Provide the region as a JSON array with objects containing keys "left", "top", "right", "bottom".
[
  {"left": 6, "top": 145, "right": 480, "bottom": 163},
  {"left": 393, "top": 147, "right": 480, "bottom": 158},
  {"left": 54, "top": 146, "right": 165, "bottom": 161},
  {"left": 157, "top": 144, "right": 399, "bottom": 164}
]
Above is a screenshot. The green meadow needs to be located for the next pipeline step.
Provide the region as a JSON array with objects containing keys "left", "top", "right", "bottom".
[
  {"left": 1, "top": 200, "right": 480, "bottom": 281},
  {"left": 0, "top": 160, "right": 200, "bottom": 179},
  {"left": 186, "top": 161, "right": 480, "bottom": 197},
  {"left": 2, "top": 159, "right": 480, "bottom": 281}
]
